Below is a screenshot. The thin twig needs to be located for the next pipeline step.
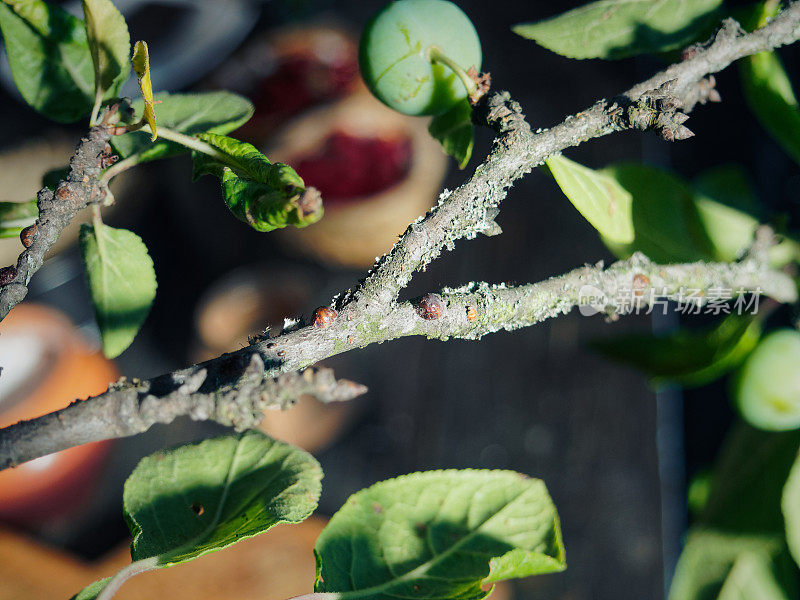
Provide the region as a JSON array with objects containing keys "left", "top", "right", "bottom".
[{"left": 0, "top": 124, "right": 113, "bottom": 320}]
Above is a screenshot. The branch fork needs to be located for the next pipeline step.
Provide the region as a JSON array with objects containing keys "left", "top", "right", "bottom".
[{"left": 3, "top": 5, "right": 800, "bottom": 470}]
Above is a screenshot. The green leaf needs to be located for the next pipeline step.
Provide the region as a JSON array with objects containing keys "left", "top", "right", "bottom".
[
  {"left": 545, "top": 154, "right": 634, "bottom": 244},
  {"left": 79, "top": 223, "right": 157, "bottom": 358},
  {"left": 72, "top": 431, "right": 322, "bottom": 600},
  {"left": 688, "top": 469, "right": 713, "bottom": 517},
  {"left": 192, "top": 133, "right": 322, "bottom": 232},
  {"left": 592, "top": 314, "right": 762, "bottom": 389},
  {"left": 81, "top": 0, "right": 130, "bottom": 100},
  {"left": 512, "top": 0, "right": 723, "bottom": 60},
  {"left": 740, "top": 49, "right": 800, "bottom": 167},
  {"left": 126, "top": 431, "right": 321, "bottom": 565},
  {"left": 671, "top": 423, "right": 800, "bottom": 599},
  {"left": 428, "top": 99, "right": 474, "bottom": 169},
  {"left": 0, "top": 199, "right": 37, "bottom": 222},
  {"left": 702, "top": 424, "right": 800, "bottom": 535},
  {"left": 131, "top": 40, "right": 156, "bottom": 140},
  {"left": 669, "top": 530, "right": 792, "bottom": 600},
  {"left": 599, "top": 163, "right": 763, "bottom": 262},
  {"left": 72, "top": 578, "right": 110, "bottom": 600},
  {"left": 314, "top": 470, "right": 565, "bottom": 600},
  {"left": 111, "top": 91, "right": 254, "bottom": 164},
  {"left": 736, "top": 1, "right": 800, "bottom": 166},
  {"left": 693, "top": 165, "right": 761, "bottom": 262},
  {"left": 0, "top": 0, "right": 94, "bottom": 122},
  {"left": 0, "top": 170, "right": 66, "bottom": 237},
  {"left": 782, "top": 448, "right": 800, "bottom": 568},
  {"left": 0, "top": 199, "right": 37, "bottom": 237},
  {"left": 0, "top": 226, "right": 24, "bottom": 238},
  {"left": 693, "top": 165, "right": 760, "bottom": 216},
  {"left": 717, "top": 552, "right": 791, "bottom": 600},
  {"left": 601, "top": 163, "right": 717, "bottom": 262}
]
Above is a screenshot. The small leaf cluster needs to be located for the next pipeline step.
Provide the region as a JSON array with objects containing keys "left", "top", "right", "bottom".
[{"left": 0, "top": 0, "right": 324, "bottom": 357}]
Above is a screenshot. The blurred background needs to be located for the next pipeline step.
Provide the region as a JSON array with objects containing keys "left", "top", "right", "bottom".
[{"left": 0, "top": 0, "right": 798, "bottom": 598}]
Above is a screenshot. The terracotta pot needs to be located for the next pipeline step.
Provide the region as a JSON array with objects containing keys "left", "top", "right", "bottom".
[
  {"left": 0, "top": 515, "right": 512, "bottom": 600},
  {"left": 0, "top": 304, "right": 118, "bottom": 526},
  {"left": 0, "top": 517, "right": 328, "bottom": 600}
]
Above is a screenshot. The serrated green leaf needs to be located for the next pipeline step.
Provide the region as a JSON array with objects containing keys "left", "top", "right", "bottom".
[
  {"left": 314, "top": 470, "right": 565, "bottom": 600},
  {"left": 79, "top": 223, "right": 156, "bottom": 358},
  {"left": 0, "top": 0, "right": 94, "bottom": 122},
  {"left": 192, "top": 133, "right": 322, "bottom": 232},
  {"left": 81, "top": 0, "right": 130, "bottom": 100},
  {"left": 126, "top": 431, "right": 321, "bottom": 565},
  {"left": 545, "top": 154, "right": 634, "bottom": 244},
  {"left": 111, "top": 91, "right": 254, "bottom": 164},
  {"left": 131, "top": 40, "right": 156, "bottom": 140},
  {"left": 782, "top": 448, "right": 800, "bottom": 569},
  {"left": 512, "top": 0, "right": 723, "bottom": 60},
  {"left": 72, "top": 431, "right": 322, "bottom": 600},
  {"left": 428, "top": 99, "right": 474, "bottom": 169},
  {"left": 592, "top": 314, "right": 762, "bottom": 388}
]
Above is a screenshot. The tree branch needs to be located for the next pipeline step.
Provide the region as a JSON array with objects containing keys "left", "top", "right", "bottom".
[
  {"left": 0, "top": 359, "right": 366, "bottom": 469},
  {"left": 0, "top": 123, "right": 115, "bottom": 321},
  {"left": 346, "top": 5, "right": 800, "bottom": 310},
  {"left": 2, "top": 6, "right": 800, "bottom": 470},
  {"left": 0, "top": 253, "right": 794, "bottom": 469}
]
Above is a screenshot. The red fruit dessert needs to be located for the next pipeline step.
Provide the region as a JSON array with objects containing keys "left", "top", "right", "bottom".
[{"left": 268, "top": 93, "right": 448, "bottom": 267}]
